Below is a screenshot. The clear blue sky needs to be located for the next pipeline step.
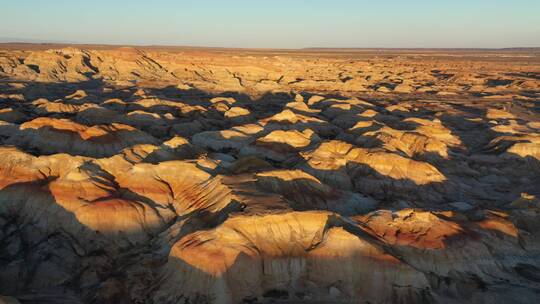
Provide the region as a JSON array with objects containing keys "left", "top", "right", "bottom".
[{"left": 1, "top": 0, "right": 539, "bottom": 48}]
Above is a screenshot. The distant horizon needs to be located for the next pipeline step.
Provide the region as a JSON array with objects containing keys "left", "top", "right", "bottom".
[
  {"left": 2, "top": 1, "right": 539, "bottom": 49},
  {"left": 1, "top": 39, "right": 540, "bottom": 51}
]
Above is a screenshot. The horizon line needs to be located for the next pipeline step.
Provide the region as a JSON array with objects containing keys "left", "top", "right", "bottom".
[{"left": 1, "top": 41, "right": 540, "bottom": 52}]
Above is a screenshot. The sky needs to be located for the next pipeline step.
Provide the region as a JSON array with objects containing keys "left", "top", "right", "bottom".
[{"left": 1, "top": 0, "right": 539, "bottom": 48}]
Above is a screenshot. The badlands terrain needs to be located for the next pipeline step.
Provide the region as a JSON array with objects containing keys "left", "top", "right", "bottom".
[{"left": 0, "top": 44, "right": 539, "bottom": 303}]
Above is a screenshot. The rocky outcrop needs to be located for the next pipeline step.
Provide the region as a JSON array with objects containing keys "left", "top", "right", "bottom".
[{"left": 0, "top": 46, "right": 539, "bottom": 303}]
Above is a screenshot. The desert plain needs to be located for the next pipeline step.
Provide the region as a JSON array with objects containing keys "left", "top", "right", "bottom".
[{"left": 0, "top": 44, "right": 539, "bottom": 303}]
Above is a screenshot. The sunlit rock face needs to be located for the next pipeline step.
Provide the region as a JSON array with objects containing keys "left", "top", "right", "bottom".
[{"left": 0, "top": 46, "right": 540, "bottom": 303}]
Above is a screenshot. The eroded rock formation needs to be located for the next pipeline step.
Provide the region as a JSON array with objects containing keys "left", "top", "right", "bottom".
[{"left": 0, "top": 45, "right": 539, "bottom": 303}]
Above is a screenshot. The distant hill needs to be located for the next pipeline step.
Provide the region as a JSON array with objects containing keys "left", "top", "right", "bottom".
[
  {"left": 0, "top": 37, "right": 77, "bottom": 44},
  {"left": 0, "top": 40, "right": 539, "bottom": 52},
  {"left": 302, "top": 47, "right": 540, "bottom": 52}
]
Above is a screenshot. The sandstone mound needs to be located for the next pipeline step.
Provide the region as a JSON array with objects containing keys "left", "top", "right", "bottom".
[
  {"left": 485, "top": 134, "right": 540, "bottom": 161},
  {"left": 6, "top": 117, "right": 159, "bottom": 157},
  {"left": 192, "top": 123, "right": 264, "bottom": 151},
  {"left": 300, "top": 140, "right": 447, "bottom": 201},
  {"left": 255, "top": 169, "right": 376, "bottom": 214},
  {"left": 158, "top": 212, "right": 430, "bottom": 303}
]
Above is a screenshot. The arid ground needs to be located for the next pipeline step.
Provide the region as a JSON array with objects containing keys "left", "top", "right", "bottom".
[{"left": 0, "top": 45, "right": 540, "bottom": 303}]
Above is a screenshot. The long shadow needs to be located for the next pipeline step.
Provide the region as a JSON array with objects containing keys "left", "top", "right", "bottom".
[
  {"left": 1, "top": 76, "right": 540, "bottom": 303},
  {"left": 4, "top": 121, "right": 160, "bottom": 158},
  {"left": 0, "top": 164, "right": 246, "bottom": 303},
  {"left": 4, "top": 78, "right": 534, "bottom": 210},
  {"left": 155, "top": 205, "right": 540, "bottom": 303},
  {"left": 0, "top": 179, "right": 98, "bottom": 303}
]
